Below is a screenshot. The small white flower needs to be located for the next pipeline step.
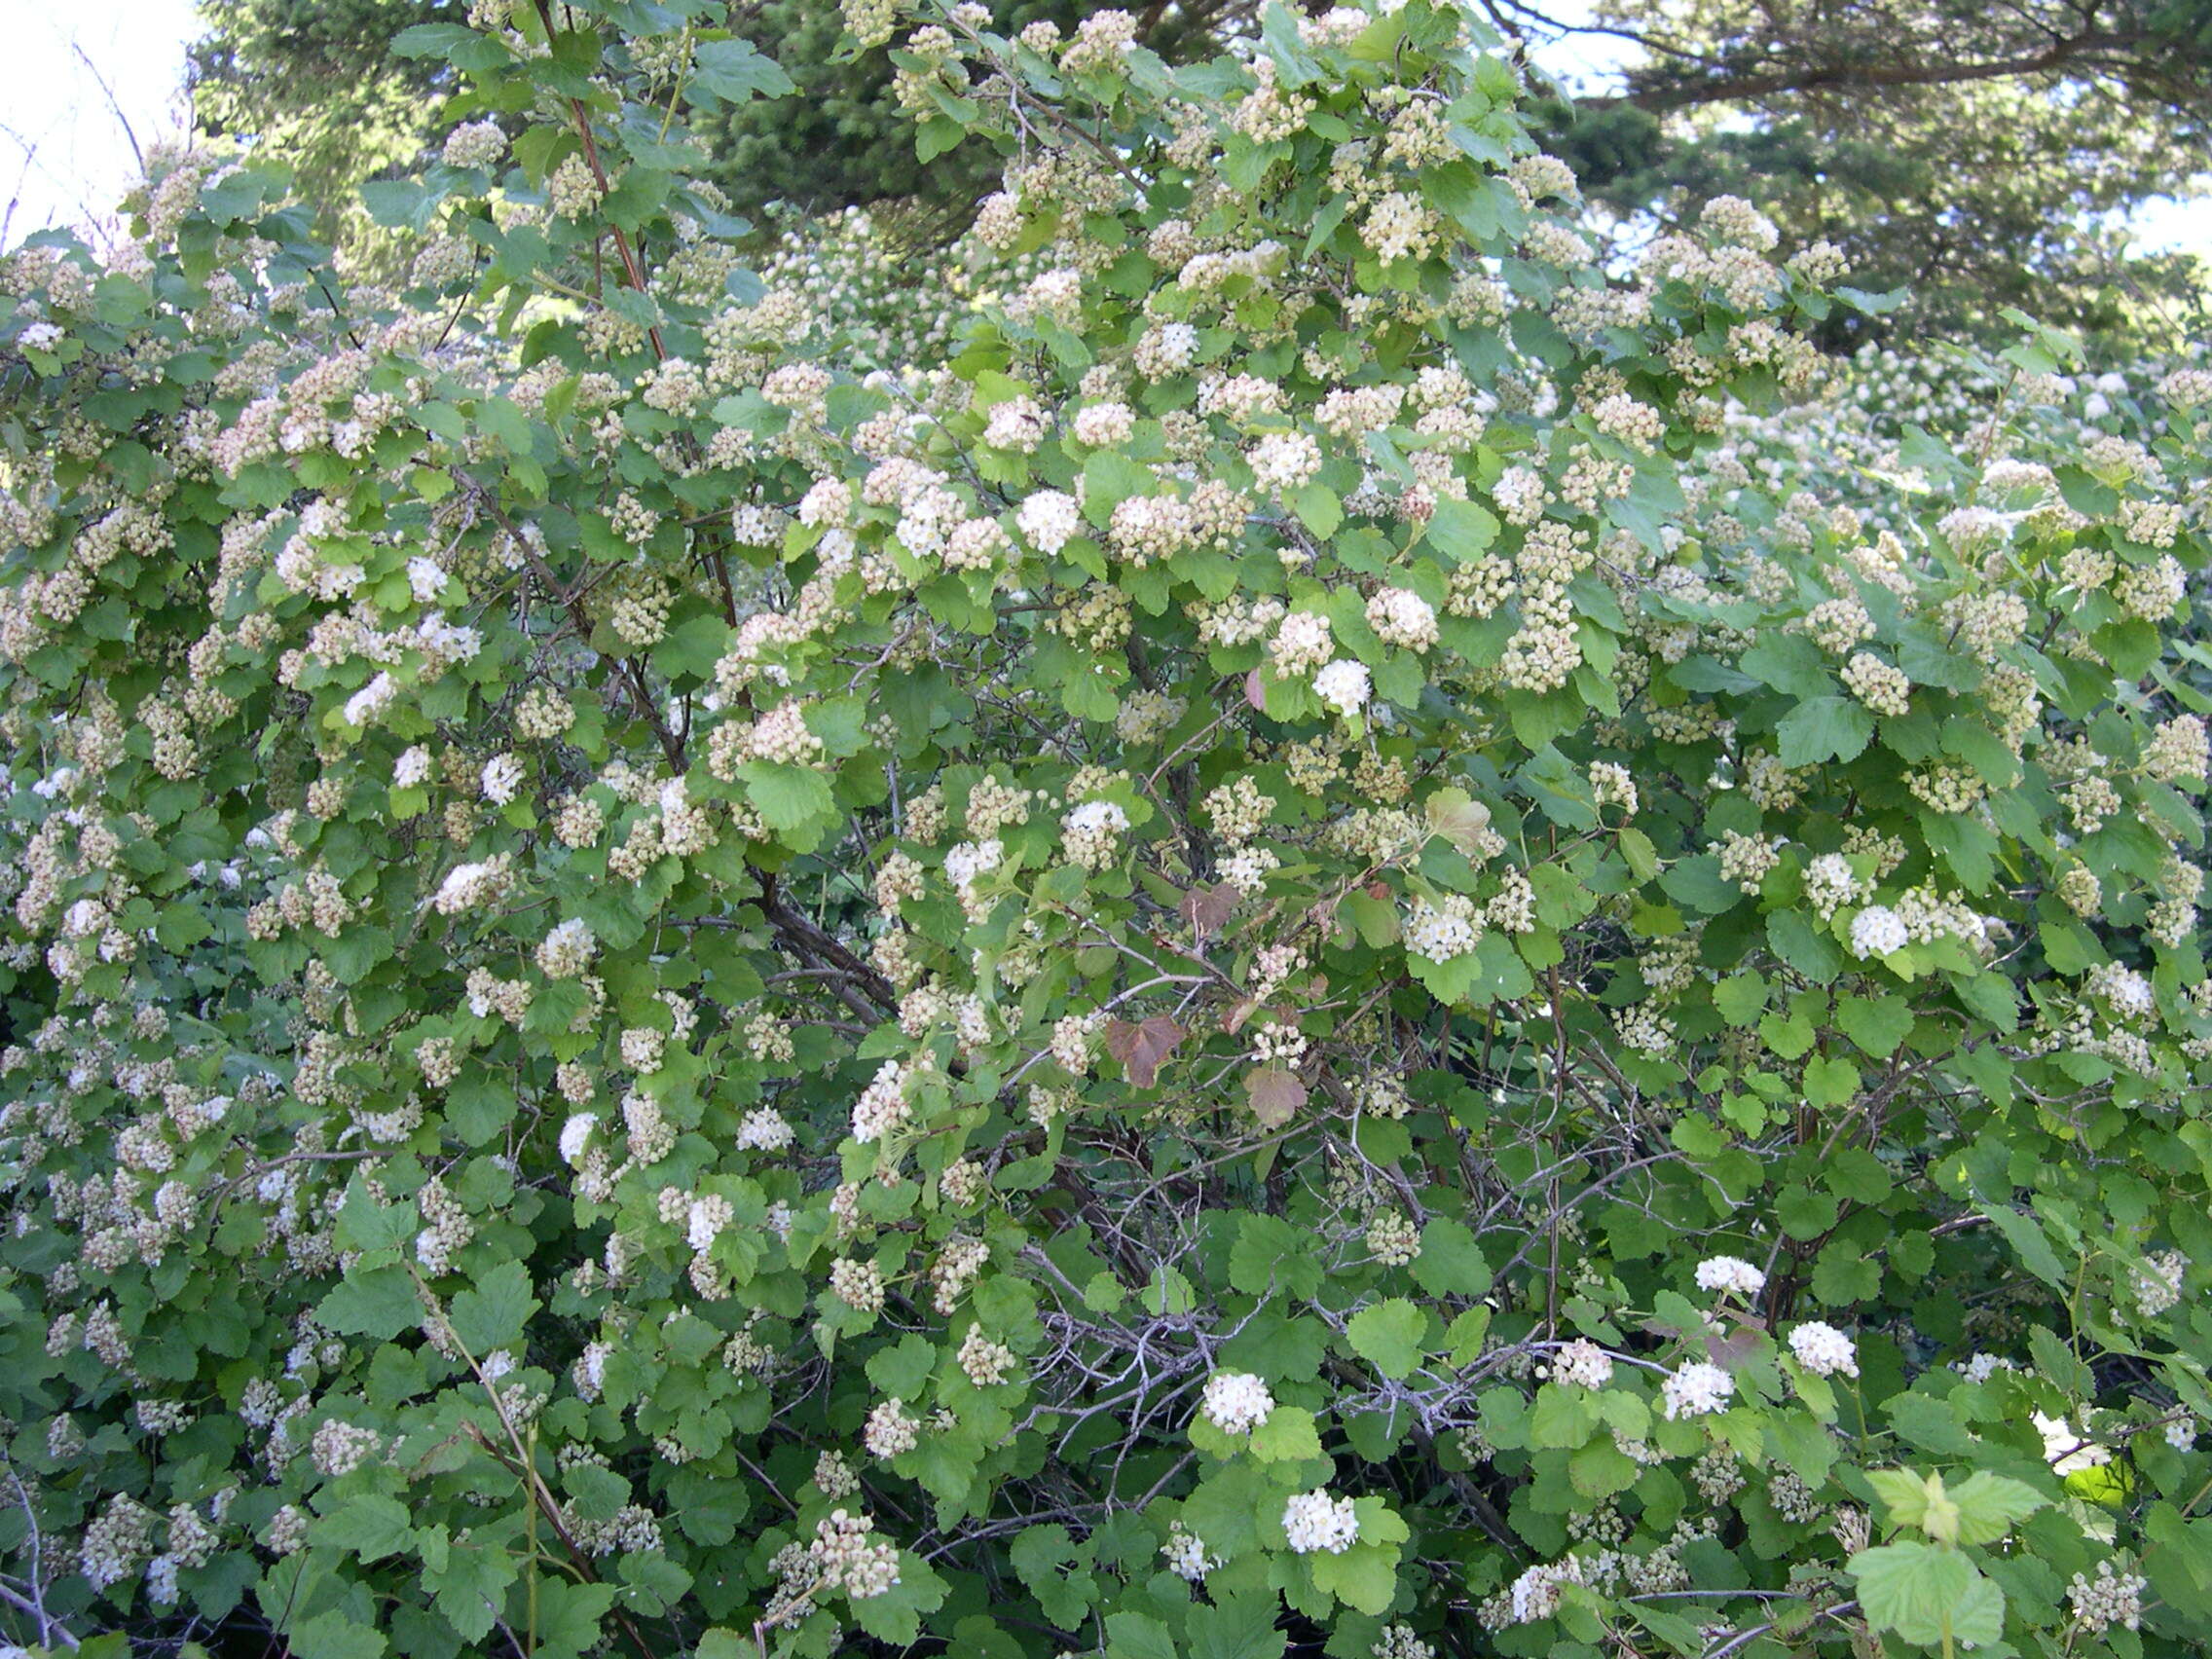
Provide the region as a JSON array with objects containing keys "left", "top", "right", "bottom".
[
  {"left": 686, "top": 1198, "right": 729, "bottom": 1252},
  {"left": 432, "top": 858, "right": 507, "bottom": 915},
  {"left": 1787, "top": 1321, "right": 1859, "bottom": 1378},
  {"left": 1016, "top": 490, "right": 1083, "bottom": 554},
  {"left": 1198, "top": 1371, "right": 1274, "bottom": 1435},
  {"left": 1695, "top": 1256, "right": 1766, "bottom": 1298},
  {"left": 1548, "top": 1339, "right": 1614, "bottom": 1389},
  {"left": 1281, "top": 1489, "right": 1359, "bottom": 1554},
  {"left": 344, "top": 672, "right": 398, "bottom": 727},
  {"left": 558, "top": 1113, "right": 597, "bottom": 1164},
  {"left": 1161, "top": 1521, "right": 1218, "bottom": 1581},
  {"left": 1849, "top": 904, "right": 1909, "bottom": 959},
  {"left": 1661, "top": 1360, "right": 1735, "bottom": 1420},
  {"left": 407, "top": 557, "right": 449, "bottom": 603},
  {"left": 1311, "top": 658, "right": 1372, "bottom": 719},
  {"left": 2034, "top": 1410, "right": 2110, "bottom": 1476},
  {"left": 480, "top": 753, "right": 526, "bottom": 805},
  {"left": 1505, "top": 1558, "right": 1584, "bottom": 1625},
  {"left": 943, "top": 838, "right": 1004, "bottom": 890}
]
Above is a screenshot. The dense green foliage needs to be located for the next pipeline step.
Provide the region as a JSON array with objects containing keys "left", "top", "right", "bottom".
[
  {"left": 188, "top": 0, "right": 1245, "bottom": 259},
  {"left": 190, "top": 0, "right": 456, "bottom": 264},
  {"left": 3, "top": 4, "right": 2212, "bottom": 1659},
  {"left": 1532, "top": 0, "right": 2212, "bottom": 341},
  {"left": 192, "top": 0, "right": 2212, "bottom": 345}
]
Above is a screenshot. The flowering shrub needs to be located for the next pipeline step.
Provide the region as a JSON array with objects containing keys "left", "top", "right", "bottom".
[{"left": 2, "top": 2, "right": 2212, "bottom": 1657}]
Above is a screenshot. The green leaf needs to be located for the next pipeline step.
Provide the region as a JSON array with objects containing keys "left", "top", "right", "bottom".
[
  {"left": 1661, "top": 854, "right": 1742, "bottom": 914},
  {"left": 1346, "top": 1299, "right": 1426, "bottom": 1380},
  {"left": 1768, "top": 909, "right": 1843, "bottom": 982},
  {"left": 1568, "top": 1437, "right": 1640, "bottom": 1498},
  {"left": 316, "top": 1265, "right": 421, "bottom": 1340},
  {"left": 424, "top": 1538, "right": 520, "bottom": 1643},
  {"left": 915, "top": 115, "right": 966, "bottom": 164},
  {"left": 1249, "top": 1405, "right": 1322, "bottom": 1462},
  {"left": 1105, "top": 1611, "right": 1179, "bottom": 1659},
  {"left": 1976, "top": 1202, "right": 2069, "bottom": 1289},
  {"left": 652, "top": 613, "right": 727, "bottom": 682},
  {"left": 324, "top": 925, "right": 394, "bottom": 985},
  {"left": 866, "top": 1335, "right": 938, "bottom": 1400},
  {"left": 1186, "top": 1595, "right": 1289, "bottom": 1659},
  {"left": 334, "top": 1181, "right": 417, "bottom": 1254},
  {"left": 313, "top": 1493, "right": 414, "bottom": 1563},
  {"left": 1835, "top": 285, "right": 1909, "bottom": 315},
  {"left": 288, "top": 1611, "right": 387, "bottom": 1659},
  {"left": 1288, "top": 482, "right": 1342, "bottom": 538},
  {"left": 449, "top": 1260, "right": 539, "bottom": 1355},
  {"left": 1740, "top": 634, "right": 1833, "bottom": 699},
  {"left": 1802, "top": 1052, "right": 1859, "bottom": 1107},
  {"left": 393, "top": 21, "right": 491, "bottom": 58},
  {"left": 1945, "top": 1470, "right": 2047, "bottom": 1546},
  {"left": 533, "top": 1578, "right": 616, "bottom": 1659},
  {"left": 1836, "top": 993, "right": 1914, "bottom": 1057},
  {"left": 1777, "top": 1185, "right": 1840, "bottom": 1239},
  {"left": 1777, "top": 695, "right": 1874, "bottom": 767},
  {"left": 687, "top": 38, "right": 796, "bottom": 108},
  {"left": 1010, "top": 1524, "right": 1098, "bottom": 1628},
  {"left": 1309, "top": 1537, "right": 1400, "bottom": 1615},
  {"left": 1230, "top": 1213, "right": 1325, "bottom": 1300},
  {"left": 1426, "top": 497, "right": 1500, "bottom": 561},
  {"left": 1529, "top": 1383, "right": 1600, "bottom": 1450},
  {"left": 1851, "top": 1542, "right": 1997, "bottom": 1648},
  {"left": 360, "top": 179, "right": 431, "bottom": 233},
  {"left": 1410, "top": 1217, "right": 1491, "bottom": 1298},
  {"left": 736, "top": 760, "right": 836, "bottom": 836},
  {"left": 1309, "top": 1499, "right": 1408, "bottom": 1614}
]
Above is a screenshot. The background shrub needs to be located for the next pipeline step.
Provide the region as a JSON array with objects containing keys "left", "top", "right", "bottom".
[{"left": 2, "top": 4, "right": 2211, "bottom": 1656}]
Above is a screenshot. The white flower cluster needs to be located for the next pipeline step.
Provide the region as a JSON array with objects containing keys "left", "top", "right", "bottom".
[
  {"left": 1281, "top": 1489, "right": 1360, "bottom": 1554},
  {"left": 807, "top": 1509, "right": 902, "bottom": 1601},
  {"left": 1660, "top": 1360, "right": 1736, "bottom": 1420},
  {"left": 1787, "top": 1321, "right": 1859, "bottom": 1378},
  {"left": 851, "top": 1059, "right": 910, "bottom": 1143},
  {"left": 1016, "top": 489, "right": 1083, "bottom": 553},
  {"left": 1199, "top": 1370, "right": 1275, "bottom": 1434},
  {"left": 2132, "top": 1249, "right": 2187, "bottom": 1317},
  {"left": 1848, "top": 904, "right": 1909, "bottom": 959},
  {"left": 1502, "top": 1557, "right": 1585, "bottom": 1626},
  {"left": 1270, "top": 610, "right": 1335, "bottom": 676},
  {"left": 535, "top": 916, "right": 595, "bottom": 978},
  {"left": 1368, "top": 587, "right": 1440, "bottom": 652},
  {"left": 1061, "top": 798, "right": 1131, "bottom": 869},
  {"left": 1161, "top": 1519, "right": 1221, "bottom": 1581},
  {"left": 431, "top": 855, "right": 511, "bottom": 915},
  {"left": 1547, "top": 1339, "right": 1614, "bottom": 1389},
  {"left": 863, "top": 1397, "right": 919, "bottom": 1458},
  {"left": 2067, "top": 1561, "right": 2147, "bottom": 1634},
  {"left": 1405, "top": 895, "right": 1484, "bottom": 961},
  {"left": 1694, "top": 1256, "right": 1766, "bottom": 1298},
  {"left": 1312, "top": 658, "right": 1371, "bottom": 719},
  {"left": 1802, "top": 852, "right": 1859, "bottom": 919}
]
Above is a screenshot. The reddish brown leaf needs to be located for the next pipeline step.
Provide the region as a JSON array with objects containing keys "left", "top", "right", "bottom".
[
  {"left": 1103, "top": 1014, "right": 1187, "bottom": 1088},
  {"left": 1703, "top": 1323, "right": 1766, "bottom": 1370},
  {"left": 1180, "top": 880, "right": 1240, "bottom": 939},
  {"left": 1244, "top": 666, "right": 1267, "bottom": 711},
  {"left": 1243, "top": 1064, "right": 1308, "bottom": 1127}
]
